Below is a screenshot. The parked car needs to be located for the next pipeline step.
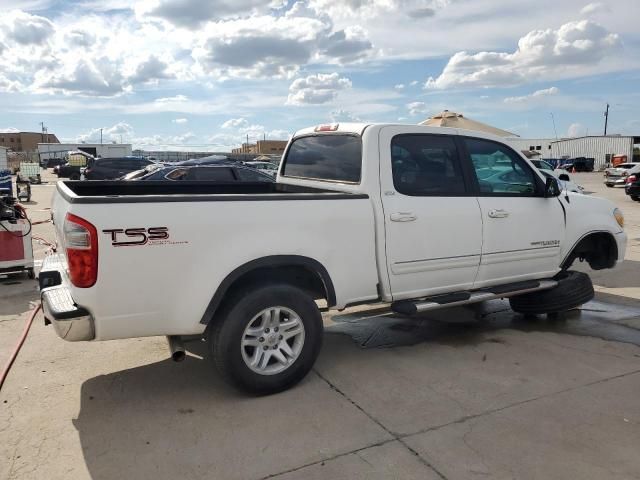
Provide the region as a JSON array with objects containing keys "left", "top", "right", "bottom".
[
  {"left": 39, "top": 123, "right": 626, "bottom": 395},
  {"left": 243, "top": 161, "right": 278, "bottom": 176},
  {"left": 56, "top": 151, "right": 95, "bottom": 180},
  {"left": 83, "top": 157, "right": 155, "bottom": 180},
  {"left": 121, "top": 163, "right": 274, "bottom": 182},
  {"left": 560, "top": 157, "right": 595, "bottom": 172},
  {"left": 57, "top": 162, "right": 89, "bottom": 180},
  {"left": 625, "top": 173, "right": 640, "bottom": 201},
  {"left": 604, "top": 163, "right": 640, "bottom": 187},
  {"left": 530, "top": 160, "right": 584, "bottom": 194}
]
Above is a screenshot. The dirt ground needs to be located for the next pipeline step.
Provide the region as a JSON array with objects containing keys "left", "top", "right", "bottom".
[{"left": 1, "top": 170, "right": 639, "bottom": 480}]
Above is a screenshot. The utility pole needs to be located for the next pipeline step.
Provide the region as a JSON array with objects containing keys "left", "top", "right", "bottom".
[
  {"left": 550, "top": 113, "right": 558, "bottom": 140},
  {"left": 39, "top": 121, "right": 45, "bottom": 143},
  {"left": 603, "top": 103, "right": 609, "bottom": 135}
]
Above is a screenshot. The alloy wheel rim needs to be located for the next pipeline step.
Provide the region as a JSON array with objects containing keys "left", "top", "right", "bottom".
[{"left": 241, "top": 306, "right": 305, "bottom": 375}]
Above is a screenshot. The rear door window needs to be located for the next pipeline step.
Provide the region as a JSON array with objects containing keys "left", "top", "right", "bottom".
[
  {"left": 282, "top": 134, "right": 361, "bottom": 183},
  {"left": 391, "top": 134, "right": 466, "bottom": 196}
]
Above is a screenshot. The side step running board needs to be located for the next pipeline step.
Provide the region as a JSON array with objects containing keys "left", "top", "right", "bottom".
[{"left": 391, "top": 279, "right": 558, "bottom": 315}]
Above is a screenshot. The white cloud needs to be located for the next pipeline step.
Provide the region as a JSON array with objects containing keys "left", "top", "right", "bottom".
[
  {"left": 40, "top": 58, "right": 129, "bottom": 96},
  {"left": 410, "top": 80, "right": 419, "bottom": 86},
  {"left": 330, "top": 109, "right": 361, "bottom": 122},
  {"left": 134, "top": 132, "right": 197, "bottom": 147},
  {"left": 395, "top": 84, "right": 405, "bottom": 89},
  {"left": 128, "top": 55, "right": 174, "bottom": 84},
  {"left": 77, "top": 121, "right": 134, "bottom": 142},
  {"left": 321, "top": 26, "right": 373, "bottom": 64},
  {"left": 172, "top": 118, "right": 188, "bottom": 124},
  {"left": 287, "top": 72, "right": 352, "bottom": 105},
  {"left": 76, "top": 121, "right": 203, "bottom": 149},
  {"left": 504, "top": 86, "right": 559, "bottom": 103},
  {"left": 221, "top": 118, "right": 249, "bottom": 129},
  {"left": 581, "top": 2, "right": 610, "bottom": 16},
  {"left": 65, "top": 29, "right": 95, "bottom": 47},
  {"left": 308, "top": 0, "right": 450, "bottom": 20},
  {"left": 136, "top": 0, "right": 284, "bottom": 28},
  {"left": 0, "top": 9, "right": 193, "bottom": 97},
  {"left": 155, "top": 95, "right": 188, "bottom": 104},
  {"left": 0, "top": 127, "right": 20, "bottom": 133},
  {"left": 407, "top": 101, "right": 428, "bottom": 116},
  {"left": 425, "top": 20, "right": 621, "bottom": 89},
  {"left": 2, "top": 10, "right": 54, "bottom": 45},
  {"left": 191, "top": 11, "right": 372, "bottom": 79},
  {"left": 567, "top": 122, "right": 586, "bottom": 137}
]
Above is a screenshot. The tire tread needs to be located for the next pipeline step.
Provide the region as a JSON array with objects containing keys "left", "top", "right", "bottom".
[{"left": 509, "top": 271, "right": 594, "bottom": 314}]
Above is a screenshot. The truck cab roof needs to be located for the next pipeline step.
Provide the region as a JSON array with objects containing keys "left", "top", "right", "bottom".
[{"left": 292, "top": 123, "right": 511, "bottom": 144}]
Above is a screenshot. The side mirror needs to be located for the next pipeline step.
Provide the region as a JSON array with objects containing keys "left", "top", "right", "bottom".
[
  {"left": 558, "top": 173, "right": 570, "bottom": 181},
  {"left": 545, "top": 176, "right": 561, "bottom": 197}
]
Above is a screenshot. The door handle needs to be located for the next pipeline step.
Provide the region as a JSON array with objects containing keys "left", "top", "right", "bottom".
[
  {"left": 488, "top": 209, "right": 509, "bottom": 218},
  {"left": 390, "top": 212, "right": 417, "bottom": 222}
]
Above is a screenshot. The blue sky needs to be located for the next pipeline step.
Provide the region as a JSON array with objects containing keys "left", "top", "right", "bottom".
[{"left": 0, "top": 0, "right": 638, "bottom": 151}]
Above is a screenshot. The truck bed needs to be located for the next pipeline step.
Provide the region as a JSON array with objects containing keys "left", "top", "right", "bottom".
[{"left": 59, "top": 180, "right": 368, "bottom": 204}]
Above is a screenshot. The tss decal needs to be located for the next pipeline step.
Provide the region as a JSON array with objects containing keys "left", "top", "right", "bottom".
[{"left": 103, "top": 227, "right": 170, "bottom": 247}]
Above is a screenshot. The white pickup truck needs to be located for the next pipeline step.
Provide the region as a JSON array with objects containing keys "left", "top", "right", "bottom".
[{"left": 39, "top": 123, "right": 627, "bottom": 394}]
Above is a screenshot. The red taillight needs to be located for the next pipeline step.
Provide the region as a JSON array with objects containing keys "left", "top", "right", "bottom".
[
  {"left": 64, "top": 213, "right": 98, "bottom": 288},
  {"left": 627, "top": 175, "right": 637, "bottom": 184}
]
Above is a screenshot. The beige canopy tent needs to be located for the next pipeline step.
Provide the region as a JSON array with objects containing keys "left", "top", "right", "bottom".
[{"left": 420, "top": 110, "right": 518, "bottom": 138}]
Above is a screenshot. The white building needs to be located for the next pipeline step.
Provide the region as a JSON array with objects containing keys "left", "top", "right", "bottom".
[
  {"left": 507, "top": 136, "right": 637, "bottom": 170},
  {"left": 37, "top": 142, "right": 132, "bottom": 162},
  {"left": 551, "top": 136, "right": 635, "bottom": 170}
]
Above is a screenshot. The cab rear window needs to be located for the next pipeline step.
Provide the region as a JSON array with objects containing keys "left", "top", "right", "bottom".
[{"left": 282, "top": 135, "right": 361, "bottom": 183}]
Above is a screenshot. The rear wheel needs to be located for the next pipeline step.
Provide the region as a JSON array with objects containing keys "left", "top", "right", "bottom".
[
  {"left": 210, "top": 284, "right": 323, "bottom": 395},
  {"left": 509, "top": 271, "right": 594, "bottom": 315},
  {"left": 631, "top": 195, "right": 639, "bottom": 202},
  {"left": 69, "top": 172, "right": 81, "bottom": 180}
]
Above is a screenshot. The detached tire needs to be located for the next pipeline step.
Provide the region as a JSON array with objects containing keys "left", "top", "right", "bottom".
[
  {"left": 509, "top": 271, "right": 594, "bottom": 315},
  {"left": 210, "top": 284, "right": 323, "bottom": 395}
]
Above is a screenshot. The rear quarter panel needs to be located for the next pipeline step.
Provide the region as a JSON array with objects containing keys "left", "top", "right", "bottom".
[{"left": 66, "top": 197, "right": 378, "bottom": 340}]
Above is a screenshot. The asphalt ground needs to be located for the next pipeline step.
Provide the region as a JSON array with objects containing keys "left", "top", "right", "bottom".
[{"left": 1, "top": 170, "right": 639, "bottom": 479}]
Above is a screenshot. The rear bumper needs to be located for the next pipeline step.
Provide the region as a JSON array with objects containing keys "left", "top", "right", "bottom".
[
  {"left": 39, "top": 254, "right": 95, "bottom": 341},
  {"left": 604, "top": 177, "right": 626, "bottom": 186},
  {"left": 625, "top": 184, "right": 640, "bottom": 196}
]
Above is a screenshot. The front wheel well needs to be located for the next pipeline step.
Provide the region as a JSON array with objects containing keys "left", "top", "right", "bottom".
[
  {"left": 201, "top": 256, "right": 336, "bottom": 328},
  {"left": 562, "top": 232, "right": 618, "bottom": 271}
]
